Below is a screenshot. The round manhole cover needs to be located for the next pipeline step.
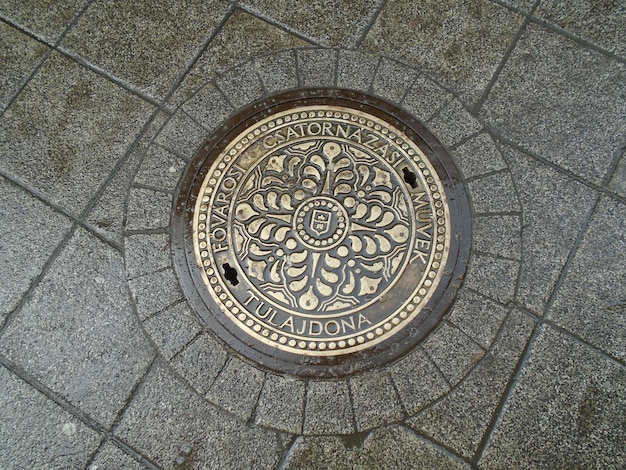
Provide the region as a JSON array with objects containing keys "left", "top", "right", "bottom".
[{"left": 173, "top": 89, "right": 470, "bottom": 377}]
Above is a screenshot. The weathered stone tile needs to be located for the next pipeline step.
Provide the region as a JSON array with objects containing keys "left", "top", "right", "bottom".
[
  {"left": 206, "top": 356, "right": 264, "bottom": 420},
  {"left": 255, "top": 374, "right": 305, "bottom": 434},
  {"left": 465, "top": 253, "right": 519, "bottom": 304},
  {"left": 408, "top": 310, "right": 534, "bottom": 458},
  {"left": 479, "top": 326, "right": 626, "bottom": 468},
  {"left": 255, "top": 50, "right": 298, "bottom": 93},
  {"left": 450, "top": 132, "right": 507, "bottom": 179},
  {"left": 363, "top": 0, "right": 523, "bottom": 102},
  {"left": 337, "top": 50, "right": 379, "bottom": 92},
  {"left": 88, "top": 441, "right": 144, "bottom": 470},
  {"left": 372, "top": 57, "right": 417, "bottom": 103},
  {"left": 168, "top": 10, "right": 310, "bottom": 107},
  {"left": 400, "top": 73, "right": 454, "bottom": 124},
  {"left": 350, "top": 371, "right": 404, "bottom": 431},
  {"left": 115, "top": 363, "right": 281, "bottom": 469},
  {"left": 134, "top": 145, "right": 186, "bottom": 191},
  {"left": 467, "top": 172, "right": 520, "bottom": 214},
  {"left": 61, "top": 0, "right": 230, "bottom": 100},
  {"left": 304, "top": 381, "right": 354, "bottom": 435},
  {"left": 0, "top": 0, "right": 87, "bottom": 43},
  {"left": 128, "top": 267, "right": 183, "bottom": 321},
  {"left": 0, "top": 229, "right": 155, "bottom": 427},
  {"left": 0, "top": 22, "right": 49, "bottom": 112},
  {"left": 239, "top": 0, "right": 384, "bottom": 47},
  {"left": 216, "top": 60, "right": 265, "bottom": 108},
  {"left": 125, "top": 187, "right": 172, "bottom": 231},
  {"left": 0, "top": 366, "right": 101, "bottom": 469},
  {"left": 609, "top": 153, "right": 626, "bottom": 199},
  {"left": 0, "top": 52, "right": 153, "bottom": 216},
  {"left": 124, "top": 232, "right": 171, "bottom": 280},
  {"left": 422, "top": 323, "right": 485, "bottom": 385},
  {"left": 473, "top": 215, "right": 521, "bottom": 260},
  {"left": 502, "top": 145, "right": 598, "bottom": 315},
  {"left": 285, "top": 426, "right": 470, "bottom": 469},
  {"left": 297, "top": 48, "right": 337, "bottom": 87},
  {"left": 549, "top": 196, "right": 626, "bottom": 361},
  {"left": 481, "top": 23, "right": 626, "bottom": 183},
  {"left": 390, "top": 347, "right": 450, "bottom": 416},
  {"left": 143, "top": 301, "right": 202, "bottom": 360},
  {"left": 0, "top": 177, "right": 72, "bottom": 319},
  {"left": 428, "top": 99, "right": 482, "bottom": 148},
  {"left": 170, "top": 333, "right": 228, "bottom": 396},
  {"left": 182, "top": 83, "right": 233, "bottom": 134}
]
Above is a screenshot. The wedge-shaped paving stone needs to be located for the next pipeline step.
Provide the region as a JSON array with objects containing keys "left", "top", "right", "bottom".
[
  {"left": 170, "top": 333, "right": 228, "bottom": 396},
  {"left": 390, "top": 347, "right": 450, "bottom": 416},
  {"left": 479, "top": 327, "right": 626, "bottom": 468},
  {"left": 549, "top": 196, "right": 626, "bottom": 361},
  {"left": 337, "top": 50, "right": 379, "bottom": 91},
  {"left": 88, "top": 442, "right": 144, "bottom": 470},
  {"left": 85, "top": 112, "right": 167, "bottom": 244},
  {"left": 408, "top": 310, "right": 534, "bottom": 458},
  {"left": 0, "top": 0, "right": 87, "bottom": 43},
  {"left": 450, "top": 132, "right": 507, "bottom": 179},
  {"left": 0, "top": 177, "right": 72, "bottom": 319},
  {"left": 125, "top": 188, "right": 172, "bottom": 231},
  {"left": 168, "top": 10, "right": 310, "bottom": 107},
  {"left": 135, "top": 145, "right": 186, "bottom": 191},
  {"left": 297, "top": 48, "right": 337, "bottom": 87},
  {"left": 206, "top": 356, "right": 265, "bottom": 421},
  {"left": 481, "top": 23, "right": 626, "bottom": 183},
  {"left": 124, "top": 232, "right": 171, "bottom": 280},
  {"left": 400, "top": 73, "right": 454, "bottom": 124},
  {"left": 0, "top": 22, "right": 49, "bottom": 112},
  {"left": 0, "top": 366, "right": 101, "bottom": 469},
  {"left": 610, "top": 154, "right": 626, "bottom": 198},
  {"left": 115, "top": 363, "right": 281, "bottom": 469},
  {"left": 467, "top": 172, "right": 520, "bottom": 214},
  {"left": 502, "top": 145, "right": 598, "bottom": 315},
  {"left": 153, "top": 111, "right": 208, "bottom": 160},
  {"left": 465, "top": 253, "right": 519, "bottom": 304},
  {"left": 143, "top": 301, "right": 202, "bottom": 360},
  {"left": 422, "top": 322, "right": 485, "bottom": 385},
  {"left": 217, "top": 60, "right": 265, "bottom": 108},
  {"left": 472, "top": 215, "right": 521, "bottom": 260},
  {"left": 448, "top": 289, "right": 509, "bottom": 349},
  {"left": 363, "top": 0, "right": 523, "bottom": 102},
  {"left": 239, "top": 0, "right": 383, "bottom": 47},
  {"left": 255, "top": 50, "right": 298, "bottom": 93},
  {"left": 61, "top": 0, "right": 230, "bottom": 100},
  {"left": 0, "top": 229, "right": 154, "bottom": 427},
  {"left": 255, "top": 374, "right": 306, "bottom": 434},
  {"left": 304, "top": 381, "right": 354, "bottom": 435},
  {"left": 182, "top": 83, "right": 233, "bottom": 133},
  {"left": 0, "top": 52, "right": 152, "bottom": 216},
  {"left": 372, "top": 57, "right": 417, "bottom": 104},
  {"left": 428, "top": 99, "right": 482, "bottom": 148},
  {"left": 128, "top": 267, "right": 183, "bottom": 321},
  {"left": 350, "top": 371, "right": 404, "bottom": 431},
  {"left": 285, "top": 426, "right": 470, "bottom": 469}
]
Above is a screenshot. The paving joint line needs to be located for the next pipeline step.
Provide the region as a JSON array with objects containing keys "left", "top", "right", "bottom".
[
  {"left": 355, "top": 0, "right": 388, "bottom": 47},
  {"left": 465, "top": 167, "right": 510, "bottom": 183},
  {"left": 402, "top": 424, "right": 474, "bottom": 467}
]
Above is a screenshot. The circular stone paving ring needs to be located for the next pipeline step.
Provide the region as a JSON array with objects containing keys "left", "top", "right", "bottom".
[{"left": 173, "top": 89, "right": 470, "bottom": 378}]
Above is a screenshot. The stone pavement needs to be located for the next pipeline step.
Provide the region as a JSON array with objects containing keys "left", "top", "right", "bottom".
[{"left": 0, "top": 1, "right": 624, "bottom": 468}]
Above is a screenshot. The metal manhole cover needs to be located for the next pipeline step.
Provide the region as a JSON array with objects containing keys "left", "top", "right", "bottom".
[{"left": 173, "top": 89, "right": 470, "bottom": 377}]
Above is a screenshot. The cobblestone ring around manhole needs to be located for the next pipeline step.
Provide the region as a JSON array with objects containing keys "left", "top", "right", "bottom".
[{"left": 172, "top": 89, "right": 470, "bottom": 377}]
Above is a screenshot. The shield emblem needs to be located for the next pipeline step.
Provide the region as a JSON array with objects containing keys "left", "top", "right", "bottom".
[{"left": 310, "top": 209, "right": 332, "bottom": 237}]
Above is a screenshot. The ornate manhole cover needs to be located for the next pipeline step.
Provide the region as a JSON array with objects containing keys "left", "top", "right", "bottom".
[{"left": 173, "top": 89, "right": 470, "bottom": 377}]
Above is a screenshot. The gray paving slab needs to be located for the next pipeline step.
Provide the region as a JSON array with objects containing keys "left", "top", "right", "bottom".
[
  {"left": 465, "top": 253, "right": 519, "bottom": 304},
  {"left": 362, "top": 0, "right": 524, "bottom": 102},
  {"left": 239, "top": 0, "right": 383, "bottom": 47},
  {"left": 125, "top": 188, "right": 172, "bottom": 232},
  {"left": 427, "top": 99, "right": 483, "bottom": 148},
  {"left": 216, "top": 59, "right": 265, "bottom": 108},
  {"left": 0, "top": 52, "right": 153, "bottom": 217},
  {"left": 0, "top": 365, "right": 102, "bottom": 469},
  {"left": 336, "top": 50, "right": 379, "bottom": 92},
  {"left": 142, "top": 301, "right": 202, "bottom": 360},
  {"left": 0, "top": 228, "right": 155, "bottom": 428},
  {"left": 502, "top": 144, "right": 598, "bottom": 315},
  {"left": 408, "top": 310, "right": 534, "bottom": 459},
  {"left": 400, "top": 73, "right": 454, "bottom": 124},
  {"left": 128, "top": 268, "right": 183, "bottom": 321},
  {"left": 481, "top": 22, "right": 626, "bottom": 184},
  {"left": 609, "top": 152, "right": 626, "bottom": 198},
  {"left": 134, "top": 145, "right": 186, "bottom": 192},
  {"left": 168, "top": 10, "right": 310, "bottom": 107},
  {"left": 115, "top": 363, "right": 281, "bottom": 469},
  {"left": 467, "top": 171, "right": 520, "bottom": 214},
  {"left": 534, "top": 0, "right": 626, "bottom": 58},
  {"left": 0, "top": 0, "right": 87, "bottom": 43},
  {"left": 255, "top": 373, "right": 306, "bottom": 434},
  {"left": 479, "top": 326, "right": 626, "bottom": 468},
  {"left": 472, "top": 215, "right": 521, "bottom": 260},
  {"left": 88, "top": 441, "right": 145, "bottom": 470},
  {"left": 60, "top": 0, "right": 231, "bottom": 100},
  {"left": 0, "top": 176, "right": 72, "bottom": 320},
  {"left": 0, "top": 22, "right": 48, "bottom": 113},
  {"left": 297, "top": 48, "right": 337, "bottom": 88},
  {"left": 450, "top": 132, "right": 507, "bottom": 180},
  {"left": 549, "top": 196, "right": 626, "bottom": 362},
  {"left": 124, "top": 232, "right": 171, "bottom": 280},
  {"left": 181, "top": 83, "right": 233, "bottom": 133},
  {"left": 285, "top": 425, "right": 470, "bottom": 469},
  {"left": 303, "top": 380, "right": 354, "bottom": 435},
  {"left": 350, "top": 371, "right": 404, "bottom": 431},
  {"left": 255, "top": 49, "right": 299, "bottom": 93},
  {"left": 371, "top": 57, "right": 417, "bottom": 104}
]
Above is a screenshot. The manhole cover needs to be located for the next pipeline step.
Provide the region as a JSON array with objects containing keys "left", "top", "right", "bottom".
[{"left": 173, "top": 89, "right": 470, "bottom": 377}]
